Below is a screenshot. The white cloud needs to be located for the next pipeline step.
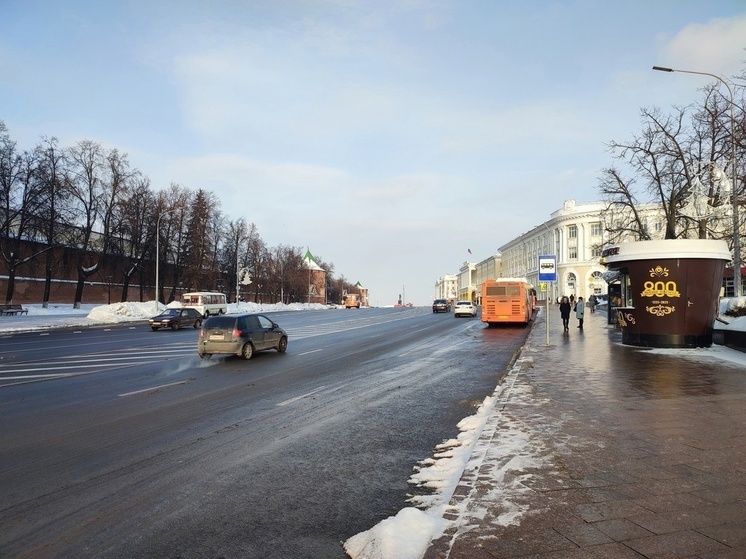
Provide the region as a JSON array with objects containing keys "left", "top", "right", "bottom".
[{"left": 659, "top": 15, "right": 746, "bottom": 77}]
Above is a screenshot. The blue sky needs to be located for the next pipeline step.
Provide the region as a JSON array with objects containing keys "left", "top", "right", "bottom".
[{"left": 2, "top": 1, "right": 745, "bottom": 306}]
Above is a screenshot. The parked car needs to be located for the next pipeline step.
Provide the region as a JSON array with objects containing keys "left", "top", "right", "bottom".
[
  {"left": 432, "top": 298, "right": 451, "bottom": 313},
  {"left": 198, "top": 313, "right": 288, "bottom": 360},
  {"left": 149, "top": 307, "right": 204, "bottom": 331},
  {"left": 454, "top": 300, "right": 478, "bottom": 318}
]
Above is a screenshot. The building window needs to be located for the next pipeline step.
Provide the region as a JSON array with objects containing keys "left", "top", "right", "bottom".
[
  {"left": 590, "top": 222, "right": 602, "bottom": 237},
  {"left": 568, "top": 225, "right": 577, "bottom": 239},
  {"left": 569, "top": 246, "right": 577, "bottom": 259},
  {"left": 591, "top": 245, "right": 602, "bottom": 258}
]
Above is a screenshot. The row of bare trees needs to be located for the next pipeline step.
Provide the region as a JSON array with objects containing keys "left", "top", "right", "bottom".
[
  {"left": 598, "top": 75, "right": 745, "bottom": 256},
  {"left": 0, "top": 121, "right": 357, "bottom": 306}
]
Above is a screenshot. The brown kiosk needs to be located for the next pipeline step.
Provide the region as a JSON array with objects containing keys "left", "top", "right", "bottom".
[{"left": 602, "top": 239, "right": 731, "bottom": 348}]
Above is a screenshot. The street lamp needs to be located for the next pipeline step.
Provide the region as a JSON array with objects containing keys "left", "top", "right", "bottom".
[
  {"left": 653, "top": 65, "right": 741, "bottom": 296},
  {"left": 155, "top": 207, "right": 181, "bottom": 314}
]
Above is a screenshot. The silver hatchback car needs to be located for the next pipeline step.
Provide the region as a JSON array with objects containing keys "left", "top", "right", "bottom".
[{"left": 198, "top": 313, "right": 288, "bottom": 360}]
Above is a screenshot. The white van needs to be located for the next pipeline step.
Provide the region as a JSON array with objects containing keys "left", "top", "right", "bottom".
[{"left": 181, "top": 292, "right": 228, "bottom": 317}]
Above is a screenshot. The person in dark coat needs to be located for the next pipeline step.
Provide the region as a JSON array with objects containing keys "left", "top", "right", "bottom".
[
  {"left": 559, "top": 296, "right": 571, "bottom": 332},
  {"left": 588, "top": 293, "right": 597, "bottom": 313}
]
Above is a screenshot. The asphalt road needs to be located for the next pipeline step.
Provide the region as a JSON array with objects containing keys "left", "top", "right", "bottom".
[{"left": 0, "top": 307, "right": 530, "bottom": 558}]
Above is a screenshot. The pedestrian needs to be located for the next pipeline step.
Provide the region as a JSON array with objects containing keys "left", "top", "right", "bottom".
[
  {"left": 569, "top": 294, "right": 575, "bottom": 306},
  {"left": 559, "top": 296, "right": 571, "bottom": 332},
  {"left": 588, "top": 294, "right": 597, "bottom": 313},
  {"left": 575, "top": 296, "right": 585, "bottom": 329}
]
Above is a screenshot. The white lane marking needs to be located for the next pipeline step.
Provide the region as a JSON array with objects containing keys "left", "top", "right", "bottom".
[
  {"left": 277, "top": 386, "right": 326, "bottom": 407},
  {"left": 119, "top": 381, "right": 188, "bottom": 397},
  {"left": 1, "top": 372, "right": 85, "bottom": 380},
  {"left": 0, "top": 355, "right": 186, "bottom": 375},
  {"left": 297, "top": 349, "right": 324, "bottom": 356}
]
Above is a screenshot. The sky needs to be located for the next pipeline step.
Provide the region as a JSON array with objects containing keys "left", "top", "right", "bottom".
[
  {"left": 2, "top": 299, "right": 745, "bottom": 558},
  {"left": 2, "top": 1, "right": 746, "bottom": 306}
]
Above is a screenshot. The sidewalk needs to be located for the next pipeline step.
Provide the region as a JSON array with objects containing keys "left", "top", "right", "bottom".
[{"left": 424, "top": 307, "right": 746, "bottom": 559}]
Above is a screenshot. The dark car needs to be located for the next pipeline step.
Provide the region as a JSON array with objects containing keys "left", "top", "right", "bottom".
[
  {"left": 198, "top": 313, "right": 288, "bottom": 360},
  {"left": 149, "top": 307, "right": 204, "bottom": 331},
  {"left": 432, "top": 298, "right": 450, "bottom": 313}
]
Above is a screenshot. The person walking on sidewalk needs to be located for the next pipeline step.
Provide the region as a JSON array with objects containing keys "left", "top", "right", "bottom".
[
  {"left": 575, "top": 296, "right": 585, "bottom": 329},
  {"left": 559, "top": 296, "right": 571, "bottom": 332},
  {"left": 588, "top": 293, "right": 597, "bottom": 313}
]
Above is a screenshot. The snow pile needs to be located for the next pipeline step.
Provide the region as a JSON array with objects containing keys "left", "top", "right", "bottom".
[
  {"left": 87, "top": 301, "right": 160, "bottom": 321},
  {"left": 716, "top": 296, "right": 746, "bottom": 331},
  {"left": 343, "top": 508, "right": 443, "bottom": 559},
  {"left": 344, "top": 394, "right": 501, "bottom": 559},
  {"left": 0, "top": 301, "right": 335, "bottom": 333}
]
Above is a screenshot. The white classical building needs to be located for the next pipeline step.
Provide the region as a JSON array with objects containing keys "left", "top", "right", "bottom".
[
  {"left": 433, "top": 274, "right": 458, "bottom": 302},
  {"left": 435, "top": 199, "right": 668, "bottom": 305},
  {"left": 499, "top": 199, "right": 664, "bottom": 302}
]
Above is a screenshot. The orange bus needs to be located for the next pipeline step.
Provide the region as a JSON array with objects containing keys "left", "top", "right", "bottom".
[{"left": 481, "top": 278, "right": 535, "bottom": 326}]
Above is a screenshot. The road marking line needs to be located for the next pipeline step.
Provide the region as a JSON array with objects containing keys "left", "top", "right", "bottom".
[
  {"left": 297, "top": 349, "right": 324, "bottom": 356},
  {"left": 119, "top": 381, "right": 187, "bottom": 397},
  {"left": 277, "top": 386, "right": 326, "bottom": 407},
  {"left": 0, "top": 355, "right": 186, "bottom": 374}
]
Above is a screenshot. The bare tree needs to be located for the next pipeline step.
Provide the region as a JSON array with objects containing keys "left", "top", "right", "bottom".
[
  {"left": 66, "top": 141, "right": 132, "bottom": 307},
  {"left": 0, "top": 125, "right": 47, "bottom": 303},
  {"left": 117, "top": 173, "right": 156, "bottom": 301},
  {"left": 221, "top": 217, "right": 251, "bottom": 302},
  {"left": 155, "top": 184, "right": 191, "bottom": 304},
  {"left": 35, "top": 136, "right": 73, "bottom": 307},
  {"left": 599, "top": 73, "right": 745, "bottom": 251}
]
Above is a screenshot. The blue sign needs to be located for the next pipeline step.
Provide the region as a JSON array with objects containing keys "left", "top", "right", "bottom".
[{"left": 538, "top": 255, "right": 557, "bottom": 282}]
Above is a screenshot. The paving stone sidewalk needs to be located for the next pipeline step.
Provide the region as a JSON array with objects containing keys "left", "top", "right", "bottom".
[{"left": 424, "top": 307, "right": 746, "bottom": 559}]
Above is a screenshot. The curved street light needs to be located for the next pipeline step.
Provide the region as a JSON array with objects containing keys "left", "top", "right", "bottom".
[
  {"left": 653, "top": 65, "right": 741, "bottom": 296},
  {"left": 155, "top": 207, "right": 181, "bottom": 314}
]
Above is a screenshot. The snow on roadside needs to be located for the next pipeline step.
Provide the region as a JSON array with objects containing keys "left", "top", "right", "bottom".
[
  {"left": 0, "top": 301, "right": 333, "bottom": 333},
  {"left": 344, "top": 355, "right": 541, "bottom": 559}
]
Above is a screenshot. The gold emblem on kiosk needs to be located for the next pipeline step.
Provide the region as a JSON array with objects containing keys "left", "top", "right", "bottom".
[
  {"left": 641, "top": 266, "right": 679, "bottom": 317},
  {"left": 641, "top": 281, "right": 680, "bottom": 298},
  {"left": 646, "top": 304, "right": 676, "bottom": 317}
]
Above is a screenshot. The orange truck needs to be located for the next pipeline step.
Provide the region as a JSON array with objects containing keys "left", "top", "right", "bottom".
[{"left": 344, "top": 293, "right": 361, "bottom": 309}]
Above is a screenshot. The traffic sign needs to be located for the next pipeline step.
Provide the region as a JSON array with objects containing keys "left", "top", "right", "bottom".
[{"left": 538, "top": 255, "right": 557, "bottom": 282}]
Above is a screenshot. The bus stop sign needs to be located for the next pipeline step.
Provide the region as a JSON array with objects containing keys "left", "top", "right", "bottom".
[{"left": 539, "top": 255, "right": 557, "bottom": 282}]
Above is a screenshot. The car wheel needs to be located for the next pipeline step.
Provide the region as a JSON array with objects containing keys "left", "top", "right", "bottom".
[
  {"left": 193, "top": 319, "right": 202, "bottom": 329},
  {"left": 199, "top": 353, "right": 210, "bottom": 360},
  {"left": 242, "top": 342, "right": 254, "bottom": 360},
  {"left": 171, "top": 322, "right": 179, "bottom": 331},
  {"left": 204, "top": 310, "right": 210, "bottom": 317},
  {"left": 277, "top": 336, "right": 288, "bottom": 353},
  {"left": 151, "top": 326, "right": 159, "bottom": 331}
]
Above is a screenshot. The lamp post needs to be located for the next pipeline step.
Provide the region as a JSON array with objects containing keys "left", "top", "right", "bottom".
[
  {"left": 653, "top": 65, "right": 741, "bottom": 296},
  {"left": 155, "top": 207, "right": 180, "bottom": 314}
]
